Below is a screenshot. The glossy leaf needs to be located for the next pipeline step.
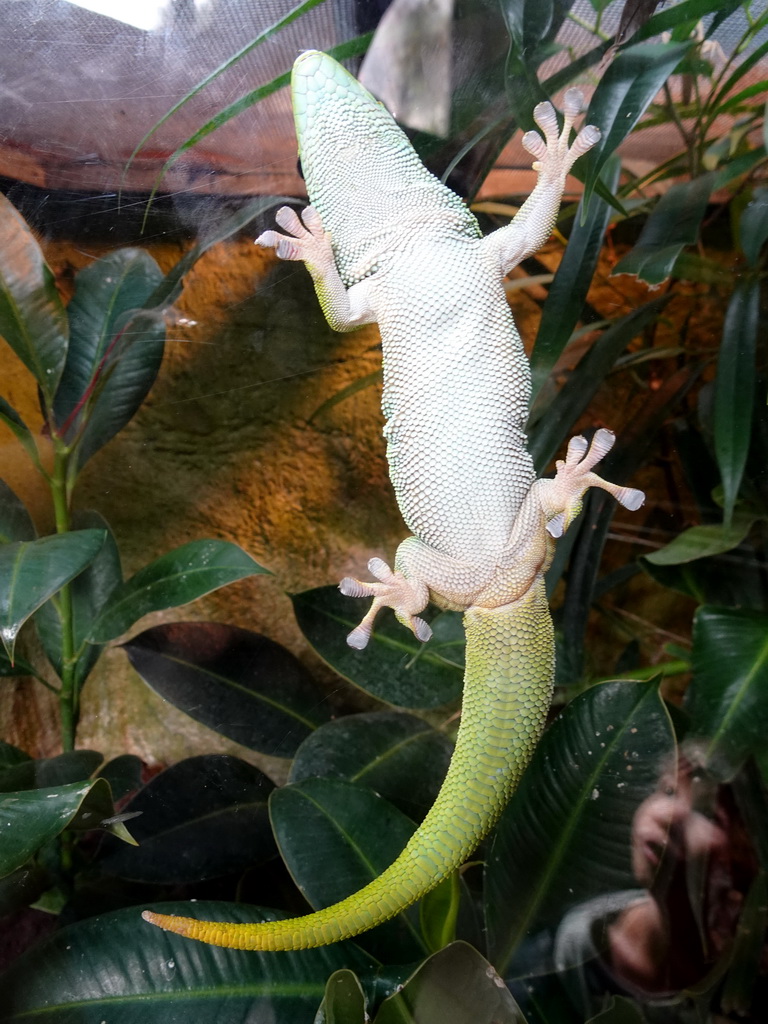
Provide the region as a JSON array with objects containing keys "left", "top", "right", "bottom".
[
  {"left": 97, "top": 754, "right": 276, "bottom": 883},
  {"left": 373, "top": 941, "right": 528, "bottom": 1024},
  {"left": 486, "top": 681, "right": 675, "bottom": 974},
  {"left": 739, "top": 187, "right": 768, "bottom": 267},
  {"left": 98, "top": 753, "right": 144, "bottom": 802},
  {"left": 292, "top": 587, "right": 463, "bottom": 709},
  {"left": 0, "top": 529, "right": 105, "bottom": 661},
  {"left": 36, "top": 511, "right": 121, "bottom": 689},
  {"left": 612, "top": 174, "right": 714, "bottom": 284},
  {"left": 54, "top": 249, "right": 165, "bottom": 469},
  {"left": 687, "top": 607, "right": 768, "bottom": 778},
  {"left": 0, "top": 777, "right": 116, "bottom": 878},
  {"left": 0, "top": 749, "right": 102, "bottom": 792},
  {"left": 419, "top": 871, "right": 461, "bottom": 953},
  {"left": 88, "top": 540, "right": 269, "bottom": 643},
  {"left": 123, "top": 621, "right": 329, "bottom": 757},
  {"left": 0, "top": 192, "right": 68, "bottom": 402},
  {"left": 270, "top": 777, "right": 428, "bottom": 962},
  {"left": 0, "top": 901, "right": 376, "bottom": 1022},
  {"left": 0, "top": 479, "right": 35, "bottom": 544},
  {"left": 314, "top": 969, "right": 367, "bottom": 1024},
  {"left": 289, "top": 711, "right": 454, "bottom": 822},
  {"left": 0, "top": 741, "right": 29, "bottom": 772},
  {"left": 583, "top": 42, "right": 691, "bottom": 205},
  {"left": 714, "top": 278, "right": 759, "bottom": 525},
  {"left": 0, "top": 397, "right": 43, "bottom": 474},
  {"left": 530, "top": 156, "right": 621, "bottom": 400},
  {"left": 644, "top": 514, "right": 756, "bottom": 565},
  {"left": 528, "top": 297, "right": 669, "bottom": 471}
]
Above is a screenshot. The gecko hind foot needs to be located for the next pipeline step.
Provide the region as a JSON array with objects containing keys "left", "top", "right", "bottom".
[
  {"left": 522, "top": 90, "right": 600, "bottom": 180},
  {"left": 255, "top": 205, "right": 333, "bottom": 265},
  {"left": 545, "top": 428, "right": 645, "bottom": 538},
  {"left": 339, "top": 558, "right": 431, "bottom": 650}
]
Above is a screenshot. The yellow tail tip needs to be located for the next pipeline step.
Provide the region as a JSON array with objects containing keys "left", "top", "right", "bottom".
[{"left": 142, "top": 909, "right": 188, "bottom": 935}]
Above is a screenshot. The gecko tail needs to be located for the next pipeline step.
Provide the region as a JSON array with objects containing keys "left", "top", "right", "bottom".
[{"left": 141, "top": 589, "right": 554, "bottom": 952}]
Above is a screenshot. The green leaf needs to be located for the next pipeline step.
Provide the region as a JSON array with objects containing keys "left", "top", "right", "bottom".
[
  {"left": 0, "top": 901, "right": 376, "bottom": 1022},
  {"left": 97, "top": 754, "right": 276, "bottom": 884},
  {"left": 714, "top": 278, "right": 759, "bottom": 525},
  {"left": 0, "top": 397, "right": 44, "bottom": 474},
  {"left": 0, "top": 478, "right": 35, "bottom": 544},
  {"left": 582, "top": 42, "right": 691, "bottom": 206},
  {"left": 644, "top": 514, "right": 756, "bottom": 565},
  {"left": 419, "top": 872, "right": 461, "bottom": 953},
  {"left": 0, "top": 777, "right": 116, "bottom": 879},
  {"left": 528, "top": 297, "right": 669, "bottom": 471},
  {"left": 0, "top": 192, "right": 68, "bottom": 403},
  {"left": 36, "top": 511, "right": 122, "bottom": 690},
  {"left": 314, "top": 969, "right": 367, "bottom": 1024},
  {"left": 740, "top": 188, "right": 768, "bottom": 267},
  {"left": 0, "top": 741, "right": 30, "bottom": 772},
  {"left": 486, "top": 681, "right": 675, "bottom": 974},
  {"left": 0, "top": 530, "right": 105, "bottom": 661},
  {"left": 122, "top": 621, "right": 330, "bottom": 756},
  {"left": 612, "top": 174, "right": 714, "bottom": 284},
  {"left": 292, "top": 587, "right": 463, "bottom": 709},
  {"left": 687, "top": 607, "right": 768, "bottom": 778},
  {"left": 54, "top": 249, "right": 165, "bottom": 469},
  {"left": 289, "top": 711, "right": 454, "bottom": 822},
  {"left": 97, "top": 754, "right": 143, "bottom": 802},
  {"left": 530, "top": 156, "right": 621, "bottom": 400},
  {"left": 373, "top": 942, "right": 528, "bottom": 1024},
  {"left": 88, "top": 540, "right": 270, "bottom": 643},
  {"left": 0, "top": 749, "right": 102, "bottom": 792},
  {"left": 270, "top": 777, "right": 428, "bottom": 962}
]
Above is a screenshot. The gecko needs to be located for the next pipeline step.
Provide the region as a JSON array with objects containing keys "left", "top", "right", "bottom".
[{"left": 143, "top": 49, "right": 644, "bottom": 951}]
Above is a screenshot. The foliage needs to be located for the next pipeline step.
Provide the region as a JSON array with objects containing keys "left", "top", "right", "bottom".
[{"left": 1, "top": 0, "right": 767, "bottom": 1021}]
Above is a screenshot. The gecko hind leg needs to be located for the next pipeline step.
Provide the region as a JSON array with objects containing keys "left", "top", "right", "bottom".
[{"left": 339, "top": 558, "right": 431, "bottom": 650}]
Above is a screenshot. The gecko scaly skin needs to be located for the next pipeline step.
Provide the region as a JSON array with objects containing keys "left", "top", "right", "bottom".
[{"left": 143, "top": 51, "right": 644, "bottom": 951}]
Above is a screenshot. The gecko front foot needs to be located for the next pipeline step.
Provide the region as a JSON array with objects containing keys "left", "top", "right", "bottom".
[
  {"left": 543, "top": 428, "right": 645, "bottom": 538},
  {"left": 522, "top": 88, "right": 600, "bottom": 181},
  {"left": 339, "top": 557, "right": 431, "bottom": 650},
  {"left": 255, "top": 205, "right": 334, "bottom": 268}
]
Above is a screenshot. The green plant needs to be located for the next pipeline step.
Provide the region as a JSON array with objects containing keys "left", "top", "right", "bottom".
[{"left": 0, "top": 0, "right": 767, "bottom": 1021}]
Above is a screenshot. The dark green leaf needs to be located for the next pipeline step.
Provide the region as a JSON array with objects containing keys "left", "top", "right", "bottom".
[
  {"left": 0, "top": 397, "right": 44, "bottom": 474},
  {"left": 486, "top": 681, "right": 675, "bottom": 974},
  {"left": 54, "top": 249, "right": 165, "bottom": 469},
  {"left": 0, "top": 192, "right": 68, "bottom": 403},
  {"left": 0, "top": 901, "right": 376, "bottom": 1022},
  {"left": 97, "top": 754, "right": 275, "bottom": 884},
  {"left": 530, "top": 156, "right": 621, "bottom": 400},
  {"left": 586, "top": 996, "right": 648, "bottom": 1023},
  {"left": 528, "top": 297, "right": 669, "bottom": 471},
  {"left": 373, "top": 942, "right": 528, "bottom": 1024},
  {"left": 714, "top": 278, "right": 759, "bottom": 525},
  {"left": 0, "top": 478, "right": 36, "bottom": 544},
  {"left": 687, "top": 607, "right": 768, "bottom": 778},
  {"left": 0, "top": 777, "right": 116, "bottom": 879},
  {"left": 36, "top": 511, "right": 121, "bottom": 689},
  {"left": 122, "top": 621, "right": 329, "bottom": 757},
  {"left": 270, "top": 777, "right": 428, "bottom": 962},
  {"left": 612, "top": 174, "right": 714, "bottom": 284},
  {"left": 314, "top": 969, "right": 367, "bottom": 1024},
  {"left": 292, "top": 587, "right": 463, "bottom": 709},
  {"left": 97, "top": 754, "right": 144, "bottom": 803},
  {"left": 0, "top": 530, "right": 105, "bottom": 661},
  {"left": 0, "top": 862, "right": 48, "bottom": 916},
  {"left": 0, "top": 749, "right": 102, "bottom": 792},
  {"left": 289, "top": 711, "right": 454, "bottom": 822},
  {"left": 740, "top": 188, "right": 768, "bottom": 267},
  {"left": 0, "top": 741, "right": 29, "bottom": 772},
  {"left": 583, "top": 42, "right": 691, "bottom": 205},
  {"left": 644, "top": 514, "right": 756, "bottom": 565},
  {"left": 88, "top": 540, "right": 269, "bottom": 643}
]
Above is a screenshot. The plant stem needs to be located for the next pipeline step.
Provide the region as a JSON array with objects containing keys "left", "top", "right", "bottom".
[{"left": 51, "top": 445, "right": 78, "bottom": 752}]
